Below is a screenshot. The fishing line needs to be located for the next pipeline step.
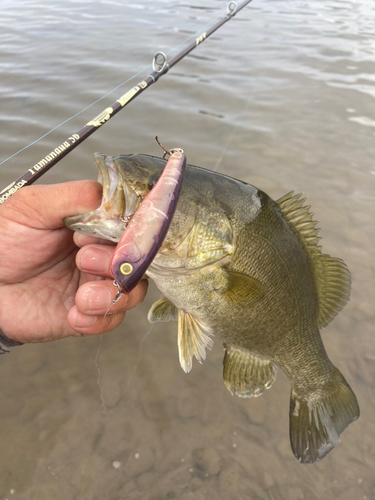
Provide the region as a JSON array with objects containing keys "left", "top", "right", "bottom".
[
  {"left": 0, "top": 12, "right": 225, "bottom": 169},
  {"left": 0, "top": 66, "right": 149, "bottom": 168},
  {"left": 213, "top": 62, "right": 269, "bottom": 173},
  {"left": 126, "top": 324, "right": 154, "bottom": 389},
  {"left": 95, "top": 333, "right": 109, "bottom": 416}
]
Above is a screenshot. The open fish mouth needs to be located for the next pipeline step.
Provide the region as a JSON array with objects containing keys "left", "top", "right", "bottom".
[{"left": 64, "top": 153, "right": 147, "bottom": 242}]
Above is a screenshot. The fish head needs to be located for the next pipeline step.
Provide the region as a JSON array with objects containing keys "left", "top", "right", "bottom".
[
  {"left": 114, "top": 156, "right": 234, "bottom": 273},
  {"left": 64, "top": 153, "right": 162, "bottom": 242},
  {"left": 113, "top": 154, "right": 199, "bottom": 257},
  {"left": 113, "top": 154, "right": 201, "bottom": 263},
  {"left": 65, "top": 153, "right": 232, "bottom": 272}
]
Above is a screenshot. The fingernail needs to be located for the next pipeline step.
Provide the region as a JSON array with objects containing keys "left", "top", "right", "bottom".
[
  {"left": 75, "top": 312, "right": 97, "bottom": 328},
  {"left": 80, "top": 247, "right": 111, "bottom": 273},
  {"left": 86, "top": 285, "right": 112, "bottom": 312}
]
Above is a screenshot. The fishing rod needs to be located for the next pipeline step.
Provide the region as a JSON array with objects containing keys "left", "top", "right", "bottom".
[{"left": 0, "top": 0, "right": 253, "bottom": 204}]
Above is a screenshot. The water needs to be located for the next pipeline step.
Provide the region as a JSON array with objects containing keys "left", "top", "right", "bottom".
[{"left": 0, "top": 0, "right": 374, "bottom": 498}]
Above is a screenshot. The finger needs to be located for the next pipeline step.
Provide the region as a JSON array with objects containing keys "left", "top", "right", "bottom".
[
  {"left": 68, "top": 305, "right": 126, "bottom": 336},
  {"left": 77, "top": 244, "right": 149, "bottom": 281},
  {"left": 74, "top": 232, "right": 116, "bottom": 248},
  {"left": 75, "top": 279, "right": 148, "bottom": 315},
  {"left": 76, "top": 244, "right": 116, "bottom": 278},
  {"left": 4, "top": 180, "right": 103, "bottom": 229}
]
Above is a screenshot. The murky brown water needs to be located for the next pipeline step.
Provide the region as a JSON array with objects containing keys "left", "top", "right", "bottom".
[{"left": 1, "top": 0, "right": 375, "bottom": 499}]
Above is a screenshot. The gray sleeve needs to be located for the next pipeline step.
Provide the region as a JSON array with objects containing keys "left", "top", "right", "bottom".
[{"left": 0, "top": 329, "right": 23, "bottom": 354}]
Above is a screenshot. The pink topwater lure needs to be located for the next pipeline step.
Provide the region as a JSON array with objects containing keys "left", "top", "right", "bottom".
[{"left": 110, "top": 149, "right": 186, "bottom": 298}]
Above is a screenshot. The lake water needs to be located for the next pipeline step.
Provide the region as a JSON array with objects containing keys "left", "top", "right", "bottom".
[{"left": 0, "top": 0, "right": 374, "bottom": 499}]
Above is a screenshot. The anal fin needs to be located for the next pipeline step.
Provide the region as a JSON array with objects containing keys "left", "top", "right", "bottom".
[
  {"left": 148, "top": 297, "right": 178, "bottom": 323},
  {"left": 223, "top": 344, "right": 277, "bottom": 398},
  {"left": 178, "top": 311, "right": 214, "bottom": 373}
]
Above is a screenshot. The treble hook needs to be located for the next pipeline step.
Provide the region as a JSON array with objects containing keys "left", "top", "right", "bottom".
[
  {"left": 155, "top": 136, "right": 184, "bottom": 159},
  {"left": 112, "top": 280, "right": 122, "bottom": 304}
]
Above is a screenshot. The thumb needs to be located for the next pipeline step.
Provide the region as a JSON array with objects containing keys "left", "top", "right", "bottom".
[{"left": 1, "top": 180, "right": 102, "bottom": 229}]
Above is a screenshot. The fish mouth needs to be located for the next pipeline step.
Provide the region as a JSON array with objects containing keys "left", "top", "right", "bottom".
[{"left": 64, "top": 153, "right": 146, "bottom": 242}]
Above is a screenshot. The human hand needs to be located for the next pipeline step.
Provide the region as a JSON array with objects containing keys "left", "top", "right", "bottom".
[{"left": 0, "top": 181, "right": 148, "bottom": 343}]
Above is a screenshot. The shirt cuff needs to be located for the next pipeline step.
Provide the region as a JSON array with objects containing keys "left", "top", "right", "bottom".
[{"left": 0, "top": 329, "right": 23, "bottom": 354}]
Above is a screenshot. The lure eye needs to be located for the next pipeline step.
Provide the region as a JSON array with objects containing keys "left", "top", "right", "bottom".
[{"left": 120, "top": 263, "right": 133, "bottom": 275}]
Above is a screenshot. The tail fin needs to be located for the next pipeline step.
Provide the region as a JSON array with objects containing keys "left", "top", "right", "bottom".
[{"left": 289, "top": 367, "right": 359, "bottom": 464}]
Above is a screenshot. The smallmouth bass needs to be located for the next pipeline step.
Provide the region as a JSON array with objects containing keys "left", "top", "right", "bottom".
[{"left": 65, "top": 153, "right": 359, "bottom": 464}]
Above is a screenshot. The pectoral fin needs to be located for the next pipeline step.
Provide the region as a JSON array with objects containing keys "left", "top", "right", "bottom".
[
  {"left": 223, "top": 344, "right": 277, "bottom": 398},
  {"left": 178, "top": 310, "right": 214, "bottom": 373},
  {"left": 200, "top": 266, "right": 264, "bottom": 306},
  {"left": 222, "top": 269, "right": 264, "bottom": 305},
  {"left": 148, "top": 297, "right": 178, "bottom": 323}
]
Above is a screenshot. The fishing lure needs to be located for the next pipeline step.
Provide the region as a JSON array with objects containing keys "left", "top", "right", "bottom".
[{"left": 110, "top": 147, "right": 186, "bottom": 299}]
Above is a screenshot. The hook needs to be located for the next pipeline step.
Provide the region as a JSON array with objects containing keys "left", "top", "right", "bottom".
[{"left": 155, "top": 137, "right": 184, "bottom": 159}]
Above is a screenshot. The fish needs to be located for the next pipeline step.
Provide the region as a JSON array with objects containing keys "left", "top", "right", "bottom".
[{"left": 65, "top": 152, "right": 359, "bottom": 464}]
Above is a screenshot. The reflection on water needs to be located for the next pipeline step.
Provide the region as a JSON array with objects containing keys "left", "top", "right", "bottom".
[{"left": 0, "top": 0, "right": 374, "bottom": 499}]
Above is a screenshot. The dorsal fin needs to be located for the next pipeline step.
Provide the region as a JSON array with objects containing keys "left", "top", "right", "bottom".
[
  {"left": 277, "top": 191, "right": 321, "bottom": 255},
  {"left": 313, "top": 254, "right": 351, "bottom": 327},
  {"left": 277, "top": 191, "right": 351, "bottom": 327}
]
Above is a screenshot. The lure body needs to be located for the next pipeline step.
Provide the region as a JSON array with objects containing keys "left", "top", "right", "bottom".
[{"left": 110, "top": 151, "right": 186, "bottom": 294}]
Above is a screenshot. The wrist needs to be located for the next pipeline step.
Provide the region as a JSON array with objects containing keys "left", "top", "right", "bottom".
[{"left": 0, "top": 329, "right": 23, "bottom": 354}]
